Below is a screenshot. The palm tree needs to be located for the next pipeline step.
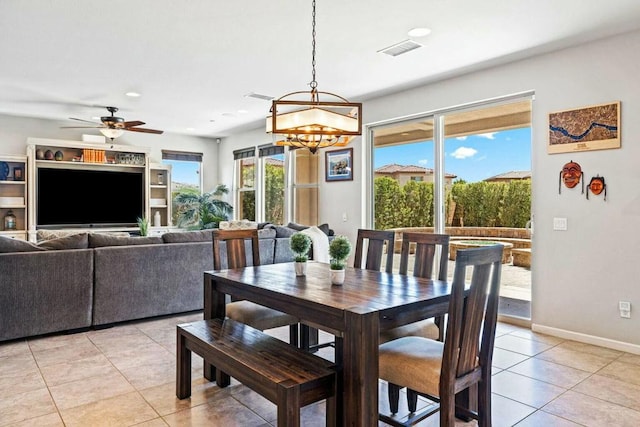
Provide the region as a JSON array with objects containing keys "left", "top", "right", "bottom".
[{"left": 175, "top": 184, "right": 233, "bottom": 229}]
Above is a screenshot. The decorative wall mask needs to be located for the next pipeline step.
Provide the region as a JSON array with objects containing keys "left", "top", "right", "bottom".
[
  {"left": 587, "top": 175, "right": 607, "bottom": 201},
  {"left": 559, "top": 160, "right": 584, "bottom": 194}
]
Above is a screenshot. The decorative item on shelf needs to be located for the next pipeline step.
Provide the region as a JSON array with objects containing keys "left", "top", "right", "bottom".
[
  {"left": 12, "top": 166, "right": 23, "bottom": 181},
  {"left": 3, "top": 210, "right": 16, "bottom": 231},
  {"left": 328, "top": 235, "right": 351, "bottom": 285},
  {"left": 154, "top": 210, "right": 162, "bottom": 227},
  {"left": 587, "top": 175, "right": 607, "bottom": 201},
  {"left": 157, "top": 172, "right": 164, "bottom": 185},
  {"left": 0, "top": 161, "right": 8, "bottom": 180},
  {"left": 137, "top": 216, "right": 149, "bottom": 237},
  {"left": 290, "top": 233, "right": 312, "bottom": 276},
  {"left": 44, "top": 150, "right": 54, "bottom": 160},
  {"left": 54, "top": 150, "right": 64, "bottom": 161},
  {"left": 35, "top": 148, "right": 45, "bottom": 160},
  {"left": 559, "top": 160, "right": 583, "bottom": 194},
  {"left": 116, "top": 152, "right": 145, "bottom": 165},
  {"left": 266, "top": 0, "right": 362, "bottom": 154}
]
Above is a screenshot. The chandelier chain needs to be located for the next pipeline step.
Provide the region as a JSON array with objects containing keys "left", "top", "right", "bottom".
[{"left": 310, "top": 0, "right": 317, "bottom": 91}]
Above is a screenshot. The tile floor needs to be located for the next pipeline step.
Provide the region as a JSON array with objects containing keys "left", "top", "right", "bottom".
[{"left": 1, "top": 312, "right": 640, "bottom": 426}]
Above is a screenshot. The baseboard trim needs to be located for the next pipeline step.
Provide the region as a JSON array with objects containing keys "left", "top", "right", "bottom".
[{"left": 532, "top": 323, "right": 640, "bottom": 355}]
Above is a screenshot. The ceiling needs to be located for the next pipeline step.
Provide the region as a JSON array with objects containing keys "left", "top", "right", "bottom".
[{"left": 1, "top": 0, "right": 640, "bottom": 139}]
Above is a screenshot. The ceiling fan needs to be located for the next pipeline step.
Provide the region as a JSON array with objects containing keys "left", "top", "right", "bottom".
[{"left": 61, "top": 106, "right": 164, "bottom": 140}]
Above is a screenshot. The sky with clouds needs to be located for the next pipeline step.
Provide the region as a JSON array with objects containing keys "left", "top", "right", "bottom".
[{"left": 374, "top": 127, "right": 531, "bottom": 182}]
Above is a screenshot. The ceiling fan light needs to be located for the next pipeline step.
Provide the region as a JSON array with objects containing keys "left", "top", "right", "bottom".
[{"left": 99, "top": 128, "right": 125, "bottom": 139}]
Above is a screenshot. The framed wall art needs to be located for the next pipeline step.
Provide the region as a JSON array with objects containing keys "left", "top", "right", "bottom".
[
  {"left": 548, "top": 101, "right": 620, "bottom": 154},
  {"left": 325, "top": 148, "right": 353, "bottom": 182}
]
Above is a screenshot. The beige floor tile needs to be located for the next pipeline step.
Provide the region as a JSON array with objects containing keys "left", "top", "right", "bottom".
[
  {"left": 509, "top": 329, "right": 565, "bottom": 346},
  {"left": 0, "top": 369, "right": 46, "bottom": 395},
  {"left": 5, "top": 412, "right": 64, "bottom": 427},
  {"left": 28, "top": 332, "right": 92, "bottom": 352},
  {"left": 31, "top": 338, "right": 101, "bottom": 367},
  {"left": 49, "top": 370, "right": 135, "bottom": 410},
  {"left": 535, "top": 346, "right": 612, "bottom": 373},
  {"left": 494, "top": 335, "right": 553, "bottom": 357},
  {"left": 105, "top": 341, "right": 175, "bottom": 371},
  {"left": 40, "top": 353, "right": 114, "bottom": 386},
  {"left": 514, "top": 410, "right": 582, "bottom": 426},
  {"left": 573, "top": 373, "right": 640, "bottom": 411},
  {"left": 597, "top": 360, "right": 640, "bottom": 387},
  {"left": 492, "top": 371, "right": 567, "bottom": 408},
  {"left": 59, "top": 391, "right": 158, "bottom": 427},
  {"left": 492, "top": 348, "right": 530, "bottom": 369},
  {"left": 229, "top": 385, "right": 277, "bottom": 423},
  {"left": 0, "top": 388, "right": 57, "bottom": 426},
  {"left": 0, "top": 353, "right": 38, "bottom": 377},
  {"left": 495, "top": 323, "right": 527, "bottom": 336},
  {"left": 139, "top": 377, "right": 224, "bottom": 416},
  {"left": 555, "top": 341, "right": 622, "bottom": 360},
  {"left": 490, "top": 394, "right": 536, "bottom": 427},
  {"left": 543, "top": 390, "right": 640, "bottom": 426},
  {"left": 90, "top": 332, "right": 158, "bottom": 356},
  {"left": 0, "top": 340, "right": 30, "bottom": 358},
  {"left": 162, "top": 394, "right": 269, "bottom": 426},
  {"left": 507, "top": 357, "right": 592, "bottom": 388},
  {"left": 119, "top": 359, "right": 177, "bottom": 390},
  {"left": 131, "top": 418, "right": 170, "bottom": 427}
]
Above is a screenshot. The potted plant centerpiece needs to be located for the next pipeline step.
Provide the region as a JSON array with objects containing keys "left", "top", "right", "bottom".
[
  {"left": 290, "top": 232, "right": 312, "bottom": 276},
  {"left": 328, "top": 235, "right": 352, "bottom": 285}
]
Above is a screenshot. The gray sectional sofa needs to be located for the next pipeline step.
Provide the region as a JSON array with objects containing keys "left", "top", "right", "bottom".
[{"left": 0, "top": 225, "right": 329, "bottom": 342}]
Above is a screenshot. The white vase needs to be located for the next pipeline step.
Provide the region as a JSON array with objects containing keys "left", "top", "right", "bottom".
[
  {"left": 295, "top": 261, "right": 307, "bottom": 276},
  {"left": 330, "top": 268, "right": 345, "bottom": 285}
]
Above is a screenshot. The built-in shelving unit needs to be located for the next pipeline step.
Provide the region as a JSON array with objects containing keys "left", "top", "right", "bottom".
[
  {"left": 0, "top": 155, "right": 28, "bottom": 240},
  {"left": 26, "top": 138, "right": 154, "bottom": 242},
  {"left": 149, "top": 162, "right": 172, "bottom": 228}
]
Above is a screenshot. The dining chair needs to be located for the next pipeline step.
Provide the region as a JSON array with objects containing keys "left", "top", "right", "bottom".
[
  {"left": 379, "top": 232, "right": 450, "bottom": 344},
  {"left": 213, "top": 229, "right": 299, "bottom": 345},
  {"left": 378, "top": 244, "right": 503, "bottom": 427},
  {"left": 353, "top": 228, "right": 395, "bottom": 273}
]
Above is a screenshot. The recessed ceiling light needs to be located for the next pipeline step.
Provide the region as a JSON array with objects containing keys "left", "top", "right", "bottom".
[
  {"left": 125, "top": 92, "right": 141, "bottom": 97},
  {"left": 186, "top": 127, "right": 195, "bottom": 131},
  {"left": 91, "top": 116, "right": 100, "bottom": 121},
  {"left": 238, "top": 109, "right": 248, "bottom": 114},
  {"left": 221, "top": 112, "right": 235, "bottom": 117},
  {"left": 407, "top": 27, "right": 431, "bottom": 38}
]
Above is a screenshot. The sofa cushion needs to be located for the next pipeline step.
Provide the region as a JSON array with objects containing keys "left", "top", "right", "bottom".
[
  {"left": 162, "top": 229, "right": 214, "bottom": 243},
  {"left": 39, "top": 233, "right": 89, "bottom": 250},
  {"left": 89, "top": 234, "right": 163, "bottom": 248},
  {"left": 287, "top": 222, "right": 333, "bottom": 236},
  {"left": 286, "top": 222, "right": 309, "bottom": 231},
  {"left": 0, "top": 236, "right": 44, "bottom": 253},
  {"left": 267, "top": 225, "right": 297, "bottom": 238},
  {"left": 257, "top": 228, "right": 277, "bottom": 239}
]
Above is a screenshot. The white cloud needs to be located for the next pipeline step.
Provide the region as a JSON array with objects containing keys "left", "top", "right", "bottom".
[
  {"left": 456, "top": 136, "right": 467, "bottom": 141},
  {"left": 418, "top": 159, "right": 428, "bottom": 166},
  {"left": 451, "top": 147, "right": 478, "bottom": 159},
  {"left": 478, "top": 132, "right": 496, "bottom": 139}
]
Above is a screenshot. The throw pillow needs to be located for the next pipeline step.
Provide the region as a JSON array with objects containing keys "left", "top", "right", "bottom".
[
  {"left": 89, "top": 234, "right": 163, "bottom": 248},
  {"left": 286, "top": 222, "right": 310, "bottom": 231},
  {"left": 257, "top": 228, "right": 277, "bottom": 239},
  {"left": 0, "top": 236, "right": 44, "bottom": 253},
  {"left": 36, "top": 229, "right": 82, "bottom": 242},
  {"left": 39, "top": 233, "right": 89, "bottom": 250},
  {"left": 162, "top": 230, "right": 214, "bottom": 243},
  {"left": 317, "top": 223, "right": 331, "bottom": 236},
  {"left": 271, "top": 225, "right": 297, "bottom": 238}
]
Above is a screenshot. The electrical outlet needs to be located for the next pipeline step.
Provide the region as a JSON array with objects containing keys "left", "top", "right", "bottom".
[
  {"left": 619, "top": 301, "right": 631, "bottom": 318},
  {"left": 553, "top": 217, "right": 568, "bottom": 231},
  {"left": 342, "top": 212, "right": 348, "bottom": 222}
]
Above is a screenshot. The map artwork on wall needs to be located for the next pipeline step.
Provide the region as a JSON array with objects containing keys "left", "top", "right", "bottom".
[{"left": 548, "top": 101, "right": 620, "bottom": 154}]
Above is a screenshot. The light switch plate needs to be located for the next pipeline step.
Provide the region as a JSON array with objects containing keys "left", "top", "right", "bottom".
[{"left": 553, "top": 217, "right": 568, "bottom": 231}]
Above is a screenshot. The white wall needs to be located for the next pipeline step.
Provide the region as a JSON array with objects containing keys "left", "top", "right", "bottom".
[
  {"left": 223, "top": 29, "right": 640, "bottom": 348},
  {"left": 0, "top": 114, "right": 220, "bottom": 191}
]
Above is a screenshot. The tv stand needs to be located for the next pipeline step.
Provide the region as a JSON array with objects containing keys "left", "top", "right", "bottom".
[{"left": 26, "top": 138, "right": 171, "bottom": 242}]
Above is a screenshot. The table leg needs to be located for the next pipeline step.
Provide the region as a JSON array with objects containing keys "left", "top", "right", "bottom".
[
  {"left": 203, "top": 274, "right": 226, "bottom": 381},
  {"left": 343, "top": 310, "right": 379, "bottom": 426}
]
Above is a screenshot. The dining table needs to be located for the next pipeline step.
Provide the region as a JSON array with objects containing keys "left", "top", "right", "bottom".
[{"left": 203, "top": 261, "right": 457, "bottom": 426}]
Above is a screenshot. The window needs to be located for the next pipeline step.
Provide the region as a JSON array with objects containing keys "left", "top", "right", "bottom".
[
  {"left": 162, "top": 150, "right": 202, "bottom": 225},
  {"left": 233, "top": 147, "right": 256, "bottom": 221},
  {"left": 291, "top": 149, "right": 319, "bottom": 225},
  {"left": 410, "top": 176, "right": 424, "bottom": 182},
  {"left": 259, "top": 144, "right": 285, "bottom": 224}
]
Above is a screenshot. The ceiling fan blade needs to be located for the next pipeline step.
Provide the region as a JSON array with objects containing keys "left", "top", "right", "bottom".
[
  {"left": 123, "top": 120, "right": 145, "bottom": 127},
  {"left": 69, "top": 117, "right": 102, "bottom": 125},
  {"left": 125, "top": 127, "right": 164, "bottom": 134},
  {"left": 60, "top": 126, "right": 103, "bottom": 129}
]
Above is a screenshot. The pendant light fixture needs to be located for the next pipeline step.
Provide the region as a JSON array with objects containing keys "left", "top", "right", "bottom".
[{"left": 266, "top": 0, "right": 362, "bottom": 154}]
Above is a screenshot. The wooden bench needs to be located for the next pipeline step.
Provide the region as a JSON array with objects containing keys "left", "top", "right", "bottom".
[{"left": 177, "top": 318, "right": 337, "bottom": 427}]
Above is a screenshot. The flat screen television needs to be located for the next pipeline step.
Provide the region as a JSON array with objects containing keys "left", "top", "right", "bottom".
[{"left": 37, "top": 167, "right": 144, "bottom": 228}]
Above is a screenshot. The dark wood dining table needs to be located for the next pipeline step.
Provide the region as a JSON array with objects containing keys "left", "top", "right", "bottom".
[{"left": 203, "top": 261, "right": 456, "bottom": 426}]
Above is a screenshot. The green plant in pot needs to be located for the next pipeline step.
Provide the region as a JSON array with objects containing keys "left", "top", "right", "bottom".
[
  {"left": 137, "top": 216, "right": 149, "bottom": 237},
  {"left": 328, "top": 235, "right": 351, "bottom": 285},
  {"left": 290, "top": 232, "right": 312, "bottom": 276}
]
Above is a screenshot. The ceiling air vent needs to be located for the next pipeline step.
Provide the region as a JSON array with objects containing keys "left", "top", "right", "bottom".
[
  {"left": 245, "top": 92, "right": 274, "bottom": 101},
  {"left": 378, "top": 39, "right": 423, "bottom": 57}
]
